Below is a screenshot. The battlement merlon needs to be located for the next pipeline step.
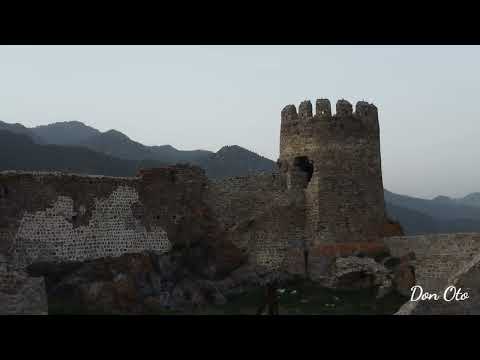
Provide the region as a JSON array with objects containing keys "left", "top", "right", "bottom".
[
  {"left": 281, "top": 104, "right": 298, "bottom": 123},
  {"left": 354, "top": 101, "right": 379, "bottom": 127},
  {"left": 298, "top": 100, "right": 313, "bottom": 119},
  {"left": 316, "top": 99, "right": 331, "bottom": 117},
  {"left": 335, "top": 99, "right": 353, "bottom": 117}
]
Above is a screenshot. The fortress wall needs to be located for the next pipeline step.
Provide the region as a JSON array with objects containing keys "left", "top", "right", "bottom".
[
  {"left": 205, "top": 173, "right": 290, "bottom": 230},
  {"left": 0, "top": 166, "right": 209, "bottom": 269},
  {"left": 384, "top": 233, "right": 480, "bottom": 291},
  {"left": 0, "top": 167, "right": 293, "bottom": 283},
  {"left": 206, "top": 173, "right": 307, "bottom": 272},
  {"left": 0, "top": 166, "right": 241, "bottom": 314},
  {"left": 248, "top": 206, "right": 305, "bottom": 273}
]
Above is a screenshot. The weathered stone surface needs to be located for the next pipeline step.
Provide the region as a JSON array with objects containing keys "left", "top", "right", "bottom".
[
  {"left": 393, "top": 263, "right": 416, "bottom": 297},
  {"left": 279, "top": 99, "right": 385, "bottom": 251},
  {"left": 0, "top": 270, "right": 47, "bottom": 315},
  {"left": 384, "top": 233, "right": 480, "bottom": 295},
  {"left": 0, "top": 99, "right": 400, "bottom": 313},
  {"left": 36, "top": 253, "right": 153, "bottom": 313},
  {"left": 323, "top": 256, "right": 390, "bottom": 290},
  {"left": 27, "top": 249, "right": 248, "bottom": 314},
  {"left": 396, "top": 252, "right": 480, "bottom": 315},
  {"left": 387, "top": 235, "right": 480, "bottom": 315}
]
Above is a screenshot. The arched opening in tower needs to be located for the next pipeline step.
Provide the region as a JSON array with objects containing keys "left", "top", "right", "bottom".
[{"left": 293, "top": 156, "right": 314, "bottom": 184}]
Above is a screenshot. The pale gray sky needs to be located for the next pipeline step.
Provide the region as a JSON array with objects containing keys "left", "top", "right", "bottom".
[{"left": 0, "top": 45, "right": 479, "bottom": 199}]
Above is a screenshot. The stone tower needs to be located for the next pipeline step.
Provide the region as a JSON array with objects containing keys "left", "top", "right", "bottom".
[{"left": 278, "top": 98, "right": 386, "bottom": 250}]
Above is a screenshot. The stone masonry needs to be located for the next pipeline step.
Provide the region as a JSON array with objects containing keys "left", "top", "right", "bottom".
[
  {"left": 384, "top": 233, "right": 480, "bottom": 314},
  {"left": 0, "top": 99, "right": 409, "bottom": 314}
]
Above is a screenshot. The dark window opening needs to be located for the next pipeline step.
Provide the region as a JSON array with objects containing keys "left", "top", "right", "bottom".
[
  {"left": 293, "top": 156, "right": 314, "bottom": 184},
  {"left": 303, "top": 249, "right": 309, "bottom": 279}
]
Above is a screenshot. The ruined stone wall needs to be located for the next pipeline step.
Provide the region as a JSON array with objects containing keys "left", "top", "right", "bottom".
[
  {"left": 1, "top": 166, "right": 295, "bottom": 289},
  {"left": 0, "top": 172, "right": 166, "bottom": 269},
  {"left": 0, "top": 166, "right": 212, "bottom": 269},
  {"left": 384, "top": 233, "right": 480, "bottom": 291},
  {"left": 278, "top": 99, "right": 385, "bottom": 247},
  {"left": 396, "top": 251, "right": 480, "bottom": 315},
  {"left": 0, "top": 98, "right": 399, "bottom": 314},
  {"left": 205, "top": 173, "right": 287, "bottom": 230},
  {"left": 205, "top": 173, "right": 306, "bottom": 273},
  {"left": 0, "top": 166, "right": 222, "bottom": 314}
]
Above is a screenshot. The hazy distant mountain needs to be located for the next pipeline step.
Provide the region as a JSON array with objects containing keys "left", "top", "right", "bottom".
[
  {"left": 0, "top": 120, "right": 276, "bottom": 179},
  {"left": 81, "top": 130, "right": 215, "bottom": 165},
  {"left": 150, "top": 145, "right": 213, "bottom": 164},
  {"left": 80, "top": 129, "right": 157, "bottom": 160},
  {"left": 74, "top": 126, "right": 275, "bottom": 179},
  {"left": 432, "top": 195, "right": 452, "bottom": 203},
  {"left": 31, "top": 121, "right": 100, "bottom": 145},
  {"left": 197, "top": 145, "right": 278, "bottom": 179},
  {"left": 384, "top": 189, "right": 480, "bottom": 221},
  {"left": 0, "top": 120, "right": 45, "bottom": 144},
  {"left": 0, "top": 119, "right": 278, "bottom": 180},
  {"left": 0, "top": 120, "right": 214, "bottom": 165},
  {"left": 385, "top": 202, "right": 440, "bottom": 235},
  {"left": 426, "top": 193, "right": 480, "bottom": 209},
  {"left": 0, "top": 129, "right": 276, "bottom": 180},
  {"left": 384, "top": 190, "right": 480, "bottom": 235},
  {"left": 455, "top": 193, "right": 480, "bottom": 208},
  {"left": 0, "top": 130, "right": 164, "bottom": 177}
]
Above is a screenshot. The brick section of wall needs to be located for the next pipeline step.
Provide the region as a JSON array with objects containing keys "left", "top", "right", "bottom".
[
  {"left": 0, "top": 171, "right": 176, "bottom": 268},
  {"left": 0, "top": 166, "right": 215, "bottom": 269}
]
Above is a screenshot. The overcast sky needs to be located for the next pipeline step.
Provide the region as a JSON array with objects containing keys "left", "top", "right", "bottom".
[{"left": 0, "top": 45, "right": 479, "bottom": 199}]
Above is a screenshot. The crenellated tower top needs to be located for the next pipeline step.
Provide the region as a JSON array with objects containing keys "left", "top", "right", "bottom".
[
  {"left": 279, "top": 98, "right": 379, "bottom": 160},
  {"left": 281, "top": 98, "right": 378, "bottom": 124}
]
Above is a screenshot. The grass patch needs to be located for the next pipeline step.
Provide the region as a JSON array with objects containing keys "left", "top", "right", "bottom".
[
  {"left": 47, "top": 279, "right": 408, "bottom": 315},
  {"left": 195, "top": 279, "right": 408, "bottom": 315}
]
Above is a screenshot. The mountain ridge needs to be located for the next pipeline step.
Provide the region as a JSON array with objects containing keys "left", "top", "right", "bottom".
[
  {"left": 31, "top": 121, "right": 101, "bottom": 145},
  {"left": 0, "top": 130, "right": 165, "bottom": 177},
  {"left": 0, "top": 119, "right": 276, "bottom": 179}
]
